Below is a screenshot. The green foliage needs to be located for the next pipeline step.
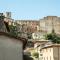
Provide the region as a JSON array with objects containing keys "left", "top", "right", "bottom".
[
  {"left": 27, "top": 33, "right": 32, "bottom": 39},
  {"left": 9, "top": 25, "right": 18, "bottom": 37},
  {"left": 32, "top": 52, "right": 39, "bottom": 58},
  {"left": 45, "top": 32, "right": 60, "bottom": 44}
]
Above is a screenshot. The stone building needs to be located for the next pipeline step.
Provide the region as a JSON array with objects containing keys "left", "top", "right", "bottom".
[
  {"left": 2, "top": 12, "right": 60, "bottom": 39},
  {"left": 15, "top": 20, "right": 40, "bottom": 33},
  {"left": 39, "top": 16, "right": 60, "bottom": 34},
  {"left": 15, "top": 16, "right": 60, "bottom": 39},
  {"left": 15, "top": 20, "right": 40, "bottom": 39},
  {"left": 4, "top": 12, "right": 14, "bottom": 26},
  {"left": 4, "top": 12, "right": 11, "bottom": 19},
  {"left": 40, "top": 44, "right": 60, "bottom": 60}
]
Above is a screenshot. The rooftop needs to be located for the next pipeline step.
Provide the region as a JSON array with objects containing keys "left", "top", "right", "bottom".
[{"left": 41, "top": 44, "right": 60, "bottom": 50}]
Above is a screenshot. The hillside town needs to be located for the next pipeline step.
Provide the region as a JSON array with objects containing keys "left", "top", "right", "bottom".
[{"left": 0, "top": 12, "right": 60, "bottom": 60}]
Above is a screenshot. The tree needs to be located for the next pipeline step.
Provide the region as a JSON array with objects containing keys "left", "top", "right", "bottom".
[
  {"left": 45, "top": 30, "right": 60, "bottom": 44},
  {"left": 27, "top": 32, "right": 32, "bottom": 39},
  {"left": 9, "top": 25, "right": 18, "bottom": 37}
]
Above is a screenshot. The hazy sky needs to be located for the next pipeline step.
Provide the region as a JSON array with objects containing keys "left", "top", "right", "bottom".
[{"left": 0, "top": 0, "right": 60, "bottom": 20}]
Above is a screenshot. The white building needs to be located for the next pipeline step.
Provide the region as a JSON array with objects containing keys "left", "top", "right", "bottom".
[{"left": 32, "top": 32, "right": 46, "bottom": 40}]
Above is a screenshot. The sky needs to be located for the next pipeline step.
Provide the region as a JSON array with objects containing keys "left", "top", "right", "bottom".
[{"left": 0, "top": 0, "right": 60, "bottom": 20}]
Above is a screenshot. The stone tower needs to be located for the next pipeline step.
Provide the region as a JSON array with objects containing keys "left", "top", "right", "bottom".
[{"left": 4, "top": 12, "right": 11, "bottom": 18}]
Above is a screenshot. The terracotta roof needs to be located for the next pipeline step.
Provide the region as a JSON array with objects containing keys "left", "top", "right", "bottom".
[{"left": 0, "top": 31, "right": 28, "bottom": 49}]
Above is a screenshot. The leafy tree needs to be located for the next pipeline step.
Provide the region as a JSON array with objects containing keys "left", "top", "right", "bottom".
[
  {"left": 45, "top": 30, "right": 60, "bottom": 44},
  {"left": 9, "top": 25, "right": 18, "bottom": 37}
]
